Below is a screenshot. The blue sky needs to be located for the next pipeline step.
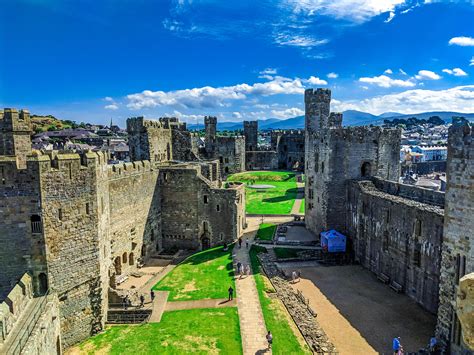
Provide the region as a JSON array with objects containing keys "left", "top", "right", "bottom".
[{"left": 1, "top": 0, "right": 474, "bottom": 126}]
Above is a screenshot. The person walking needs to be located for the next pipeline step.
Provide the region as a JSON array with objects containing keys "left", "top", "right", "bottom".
[
  {"left": 238, "top": 237, "right": 242, "bottom": 248},
  {"left": 245, "top": 238, "right": 249, "bottom": 248},
  {"left": 150, "top": 290, "right": 155, "bottom": 302},
  {"left": 392, "top": 337, "right": 401, "bottom": 355},
  {"left": 228, "top": 286, "right": 234, "bottom": 301},
  {"left": 237, "top": 261, "right": 242, "bottom": 275},
  {"left": 266, "top": 330, "right": 273, "bottom": 349},
  {"left": 292, "top": 271, "right": 297, "bottom": 284},
  {"left": 140, "top": 294, "right": 145, "bottom": 308},
  {"left": 245, "top": 264, "right": 251, "bottom": 276}
]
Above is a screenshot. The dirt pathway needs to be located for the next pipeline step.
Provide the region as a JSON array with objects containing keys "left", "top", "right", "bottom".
[{"left": 290, "top": 181, "right": 305, "bottom": 215}]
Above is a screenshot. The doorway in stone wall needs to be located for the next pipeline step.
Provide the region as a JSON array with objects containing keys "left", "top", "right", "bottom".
[{"left": 201, "top": 237, "right": 211, "bottom": 250}]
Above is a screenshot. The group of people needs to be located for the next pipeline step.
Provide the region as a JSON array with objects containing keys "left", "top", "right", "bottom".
[
  {"left": 236, "top": 261, "right": 251, "bottom": 278},
  {"left": 122, "top": 289, "right": 156, "bottom": 309},
  {"left": 392, "top": 335, "right": 439, "bottom": 354},
  {"left": 238, "top": 237, "right": 249, "bottom": 249}
]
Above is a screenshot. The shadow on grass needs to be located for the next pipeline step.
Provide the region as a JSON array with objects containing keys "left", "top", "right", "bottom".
[
  {"left": 256, "top": 224, "right": 276, "bottom": 241},
  {"left": 262, "top": 187, "right": 298, "bottom": 203}
]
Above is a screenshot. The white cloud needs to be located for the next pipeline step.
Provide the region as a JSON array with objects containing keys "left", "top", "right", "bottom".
[
  {"left": 471, "top": 57, "right": 474, "bottom": 66},
  {"left": 399, "top": 68, "right": 407, "bottom": 75},
  {"left": 126, "top": 76, "right": 306, "bottom": 110},
  {"left": 449, "top": 36, "right": 474, "bottom": 47},
  {"left": 270, "top": 107, "right": 304, "bottom": 118},
  {"left": 442, "top": 68, "right": 468, "bottom": 77},
  {"left": 260, "top": 68, "right": 278, "bottom": 75},
  {"left": 274, "top": 33, "right": 328, "bottom": 47},
  {"left": 104, "top": 96, "right": 114, "bottom": 102},
  {"left": 306, "top": 76, "right": 328, "bottom": 85},
  {"left": 286, "top": 0, "right": 408, "bottom": 23},
  {"left": 104, "top": 104, "right": 119, "bottom": 110},
  {"left": 414, "top": 70, "right": 441, "bottom": 80},
  {"left": 359, "top": 74, "right": 415, "bottom": 88},
  {"left": 384, "top": 11, "right": 395, "bottom": 23},
  {"left": 327, "top": 72, "right": 338, "bottom": 78},
  {"left": 332, "top": 85, "right": 474, "bottom": 115},
  {"left": 232, "top": 111, "right": 242, "bottom": 119},
  {"left": 384, "top": 69, "right": 393, "bottom": 74}
]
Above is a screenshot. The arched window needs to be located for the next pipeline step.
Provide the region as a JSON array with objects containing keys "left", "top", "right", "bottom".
[
  {"left": 114, "top": 257, "right": 122, "bottom": 275},
  {"left": 361, "top": 162, "right": 372, "bottom": 178},
  {"left": 129, "top": 252, "right": 134, "bottom": 266},
  {"left": 122, "top": 252, "right": 127, "bottom": 264}
]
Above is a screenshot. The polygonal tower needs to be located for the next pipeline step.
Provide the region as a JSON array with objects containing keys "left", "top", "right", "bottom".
[
  {"left": 205, "top": 116, "right": 217, "bottom": 156},
  {"left": 0, "top": 108, "right": 32, "bottom": 168},
  {"left": 243, "top": 120, "right": 258, "bottom": 151}
]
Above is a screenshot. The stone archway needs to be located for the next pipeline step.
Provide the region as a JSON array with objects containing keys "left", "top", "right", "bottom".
[
  {"left": 361, "top": 161, "right": 372, "bottom": 178},
  {"left": 201, "top": 237, "right": 211, "bottom": 250}
]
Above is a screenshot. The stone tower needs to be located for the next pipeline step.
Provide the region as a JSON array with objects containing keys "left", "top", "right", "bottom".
[
  {"left": 304, "top": 88, "right": 400, "bottom": 235},
  {"left": 436, "top": 118, "right": 473, "bottom": 352},
  {"left": 0, "top": 108, "right": 32, "bottom": 168},
  {"left": 243, "top": 120, "right": 258, "bottom": 151},
  {"left": 205, "top": 116, "right": 217, "bottom": 156}
]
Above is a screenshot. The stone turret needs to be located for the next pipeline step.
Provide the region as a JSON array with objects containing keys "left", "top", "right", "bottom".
[
  {"left": 0, "top": 108, "right": 32, "bottom": 168},
  {"left": 205, "top": 116, "right": 217, "bottom": 156},
  {"left": 436, "top": 118, "right": 473, "bottom": 352},
  {"left": 243, "top": 120, "right": 258, "bottom": 151}
]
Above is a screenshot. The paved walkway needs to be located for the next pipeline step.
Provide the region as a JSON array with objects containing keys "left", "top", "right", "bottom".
[
  {"left": 234, "top": 228, "right": 271, "bottom": 354},
  {"left": 290, "top": 181, "right": 305, "bottom": 215},
  {"left": 165, "top": 298, "right": 237, "bottom": 311}
]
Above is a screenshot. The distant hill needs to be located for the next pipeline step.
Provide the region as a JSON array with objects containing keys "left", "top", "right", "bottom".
[
  {"left": 187, "top": 110, "right": 474, "bottom": 131},
  {"left": 30, "top": 115, "right": 75, "bottom": 133}
]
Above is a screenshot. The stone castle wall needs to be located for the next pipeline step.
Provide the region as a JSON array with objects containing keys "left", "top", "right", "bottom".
[
  {"left": 347, "top": 179, "right": 444, "bottom": 313},
  {"left": 436, "top": 120, "right": 473, "bottom": 352},
  {"left": 127, "top": 117, "right": 172, "bottom": 162},
  {"left": 243, "top": 121, "right": 258, "bottom": 151},
  {"left": 245, "top": 150, "right": 278, "bottom": 170},
  {"left": 0, "top": 273, "right": 61, "bottom": 354},
  {"left": 271, "top": 130, "right": 305, "bottom": 170}
]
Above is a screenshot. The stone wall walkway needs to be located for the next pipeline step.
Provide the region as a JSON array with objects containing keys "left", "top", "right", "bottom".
[{"left": 233, "top": 237, "right": 271, "bottom": 354}]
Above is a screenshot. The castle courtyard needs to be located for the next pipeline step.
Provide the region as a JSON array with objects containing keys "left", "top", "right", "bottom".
[{"left": 282, "top": 264, "right": 437, "bottom": 354}]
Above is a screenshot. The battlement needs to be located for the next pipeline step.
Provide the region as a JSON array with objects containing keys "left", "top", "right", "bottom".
[
  {"left": 328, "top": 125, "right": 401, "bottom": 143},
  {"left": 0, "top": 108, "right": 31, "bottom": 131},
  {"left": 243, "top": 121, "right": 258, "bottom": 128},
  {"left": 107, "top": 160, "right": 153, "bottom": 179},
  {"left": 204, "top": 116, "right": 217, "bottom": 125},
  {"left": 271, "top": 129, "right": 305, "bottom": 136},
  {"left": 159, "top": 117, "right": 186, "bottom": 130},
  {"left": 329, "top": 112, "right": 343, "bottom": 127},
  {"left": 304, "top": 88, "right": 331, "bottom": 103},
  {"left": 448, "top": 118, "right": 472, "bottom": 158}
]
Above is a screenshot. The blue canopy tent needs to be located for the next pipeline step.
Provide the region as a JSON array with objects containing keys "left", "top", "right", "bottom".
[{"left": 320, "top": 229, "right": 347, "bottom": 253}]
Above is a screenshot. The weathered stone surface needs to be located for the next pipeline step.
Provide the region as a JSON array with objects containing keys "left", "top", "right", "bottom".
[{"left": 456, "top": 273, "right": 474, "bottom": 350}]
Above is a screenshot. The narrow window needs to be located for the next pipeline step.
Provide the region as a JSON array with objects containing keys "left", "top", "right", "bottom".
[
  {"left": 216, "top": 204, "right": 220, "bottom": 212},
  {"left": 122, "top": 252, "right": 127, "bottom": 264},
  {"left": 31, "top": 215, "right": 43, "bottom": 233},
  {"left": 85, "top": 203, "right": 90, "bottom": 215},
  {"left": 204, "top": 195, "right": 208, "bottom": 204},
  {"left": 415, "top": 219, "right": 422, "bottom": 236},
  {"left": 68, "top": 163, "right": 73, "bottom": 179},
  {"left": 0, "top": 166, "right": 5, "bottom": 184},
  {"left": 383, "top": 231, "right": 389, "bottom": 252},
  {"left": 414, "top": 242, "right": 421, "bottom": 267},
  {"left": 58, "top": 208, "right": 63, "bottom": 221}
]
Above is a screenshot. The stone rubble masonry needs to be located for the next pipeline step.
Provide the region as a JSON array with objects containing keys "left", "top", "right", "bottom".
[
  {"left": 243, "top": 120, "right": 258, "bottom": 152},
  {"left": 456, "top": 273, "right": 474, "bottom": 351},
  {"left": 0, "top": 110, "right": 246, "bottom": 349},
  {"left": 436, "top": 119, "right": 473, "bottom": 353},
  {"left": 0, "top": 273, "right": 62, "bottom": 354},
  {"left": 258, "top": 252, "right": 337, "bottom": 354},
  {"left": 0, "top": 108, "right": 32, "bottom": 169}
]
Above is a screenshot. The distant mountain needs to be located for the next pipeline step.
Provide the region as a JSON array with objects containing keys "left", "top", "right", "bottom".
[{"left": 187, "top": 110, "right": 474, "bottom": 131}]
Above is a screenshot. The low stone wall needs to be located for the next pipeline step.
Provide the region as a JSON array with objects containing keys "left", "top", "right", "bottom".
[{"left": 258, "top": 253, "right": 337, "bottom": 354}]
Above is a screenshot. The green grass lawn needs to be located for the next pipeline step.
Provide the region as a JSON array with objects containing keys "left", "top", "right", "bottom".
[
  {"left": 274, "top": 247, "right": 307, "bottom": 259},
  {"left": 75, "top": 307, "right": 242, "bottom": 354},
  {"left": 255, "top": 223, "right": 276, "bottom": 241},
  {"left": 153, "top": 245, "right": 235, "bottom": 301},
  {"left": 299, "top": 198, "right": 305, "bottom": 213},
  {"left": 227, "top": 171, "right": 297, "bottom": 214},
  {"left": 249, "top": 246, "right": 311, "bottom": 355}
]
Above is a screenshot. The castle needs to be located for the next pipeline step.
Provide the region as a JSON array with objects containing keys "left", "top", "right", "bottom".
[
  {"left": 304, "top": 89, "right": 473, "bottom": 353},
  {"left": 0, "top": 88, "right": 472, "bottom": 353},
  {"left": 0, "top": 109, "right": 245, "bottom": 350}
]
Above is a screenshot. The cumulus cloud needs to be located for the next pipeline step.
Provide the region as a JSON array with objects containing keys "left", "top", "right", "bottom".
[
  {"left": 332, "top": 85, "right": 474, "bottom": 115},
  {"left": 271, "top": 107, "right": 304, "bottom": 118},
  {"left": 470, "top": 57, "right": 474, "bottom": 66},
  {"left": 104, "top": 96, "right": 114, "bottom": 102},
  {"left": 126, "top": 76, "right": 306, "bottom": 110},
  {"left": 232, "top": 111, "right": 242, "bottom": 119},
  {"left": 384, "top": 69, "right": 393, "bottom": 74},
  {"left": 414, "top": 70, "right": 441, "bottom": 80},
  {"left": 327, "top": 72, "right": 338, "bottom": 78},
  {"left": 442, "top": 68, "right": 468, "bottom": 77},
  {"left": 449, "top": 36, "right": 474, "bottom": 46},
  {"left": 359, "top": 74, "right": 415, "bottom": 88},
  {"left": 260, "top": 68, "right": 278, "bottom": 75},
  {"left": 285, "top": 0, "right": 408, "bottom": 23},
  {"left": 306, "top": 76, "right": 328, "bottom": 85},
  {"left": 105, "top": 104, "right": 119, "bottom": 110}
]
